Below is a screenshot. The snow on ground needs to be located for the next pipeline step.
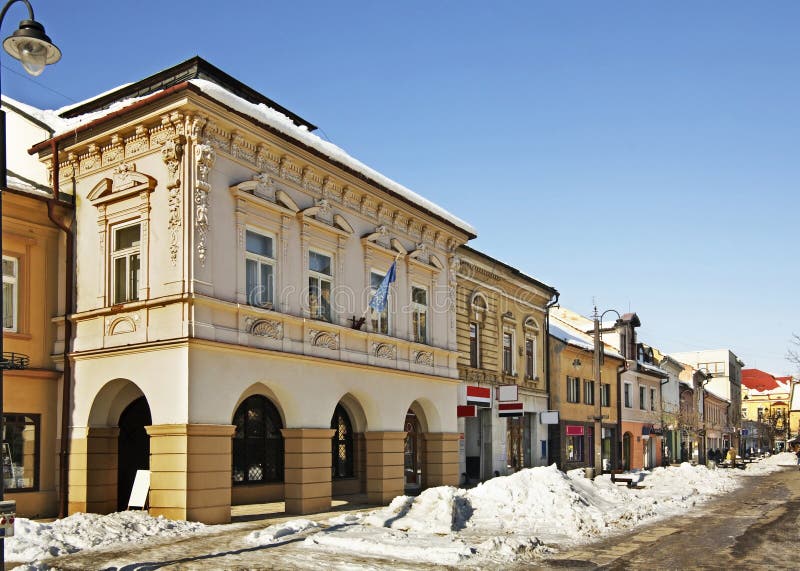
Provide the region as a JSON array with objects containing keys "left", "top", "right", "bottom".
[{"left": 8, "top": 453, "right": 796, "bottom": 569}]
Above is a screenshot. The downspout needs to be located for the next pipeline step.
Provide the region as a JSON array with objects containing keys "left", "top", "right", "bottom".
[
  {"left": 616, "top": 362, "right": 626, "bottom": 469},
  {"left": 543, "top": 291, "right": 558, "bottom": 466},
  {"left": 45, "top": 139, "right": 73, "bottom": 519}
]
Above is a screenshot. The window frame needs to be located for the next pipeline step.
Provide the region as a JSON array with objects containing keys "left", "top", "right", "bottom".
[
  {"left": 411, "top": 285, "right": 428, "bottom": 344},
  {"left": 624, "top": 382, "right": 633, "bottom": 408},
  {"left": 525, "top": 337, "right": 536, "bottom": 379},
  {"left": 245, "top": 228, "right": 276, "bottom": 309},
  {"left": 502, "top": 330, "right": 514, "bottom": 375},
  {"left": 110, "top": 221, "right": 141, "bottom": 305},
  {"left": 650, "top": 387, "right": 656, "bottom": 411},
  {"left": 369, "top": 269, "right": 391, "bottom": 335},
  {"left": 331, "top": 404, "right": 354, "bottom": 479},
  {"left": 567, "top": 375, "right": 581, "bottom": 403},
  {"left": 2, "top": 255, "right": 19, "bottom": 332},
  {"left": 601, "top": 383, "right": 611, "bottom": 407},
  {"left": 2, "top": 413, "right": 40, "bottom": 492},
  {"left": 232, "top": 395, "right": 284, "bottom": 485},
  {"left": 639, "top": 385, "right": 647, "bottom": 410},
  {"left": 469, "top": 322, "right": 480, "bottom": 368},
  {"left": 584, "top": 379, "right": 595, "bottom": 405},
  {"left": 308, "top": 249, "right": 334, "bottom": 322}
]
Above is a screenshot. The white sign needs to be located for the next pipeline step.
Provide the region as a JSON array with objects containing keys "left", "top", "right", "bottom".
[
  {"left": 540, "top": 411, "right": 559, "bottom": 425},
  {"left": 496, "top": 384, "right": 518, "bottom": 402},
  {"left": 128, "top": 469, "right": 151, "bottom": 509}
]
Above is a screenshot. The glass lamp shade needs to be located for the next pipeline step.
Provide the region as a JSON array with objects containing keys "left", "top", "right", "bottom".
[{"left": 3, "top": 20, "right": 61, "bottom": 77}]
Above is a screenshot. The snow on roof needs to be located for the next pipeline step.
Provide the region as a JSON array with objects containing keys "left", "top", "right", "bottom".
[
  {"left": 7, "top": 173, "right": 52, "bottom": 197},
  {"left": 549, "top": 311, "right": 623, "bottom": 360}
]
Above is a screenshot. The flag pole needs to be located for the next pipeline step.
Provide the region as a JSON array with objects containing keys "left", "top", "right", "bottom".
[{"left": 351, "top": 253, "right": 401, "bottom": 329}]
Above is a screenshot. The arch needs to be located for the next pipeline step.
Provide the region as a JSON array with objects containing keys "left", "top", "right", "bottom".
[
  {"left": 404, "top": 406, "right": 424, "bottom": 490},
  {"left": 88, "top": 378, "right": 146, "bottom": 427},
  {"left": 470, "top": 291, "right": 488, "bottom": 322},
  {"left": 523, "top": 316, "right": 541, "bottom": 333},
  {"left": 108, "top": 316, "right": 137, "bottom": 335},
  {"left": 331, "top": 392, "right": 368, "bottom": 434},
  {"left": 117, "top": 397, "right": 152, "bottom": 510},
  {"left": 331, "top": 404, "right": 354, "bottom": 479},
  {"left": 232, "top": 382, "right": 287, "bottom": 428},
  {"left": 232, "top": 394, "right": 284, "bottom": 485}
]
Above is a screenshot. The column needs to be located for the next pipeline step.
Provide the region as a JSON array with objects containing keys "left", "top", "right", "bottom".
[
  {"left": 67, "top": 426, "right": 118, "bottom": 515},
  {"left": 365, "top": 431, "right": 405, "bottom": 504},
  {"left": 282, "top": 428, "right": 335, "bottom": 514},
  {"left": 146, "top": 424, "right": 235, "bottom": 524},
  {"left": 424, "top": 432, "right": 459, "bottom": 487}
]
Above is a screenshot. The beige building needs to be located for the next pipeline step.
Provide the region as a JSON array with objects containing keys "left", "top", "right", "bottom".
[
  {"left": 454, "top": 246, "right": 557, "bottom": 482},
  {"left": 2, "top": 97, "right": 71, "bottom": 518},
  {"left": 30, "top": 58, "right": 475, "bottom": 523}
]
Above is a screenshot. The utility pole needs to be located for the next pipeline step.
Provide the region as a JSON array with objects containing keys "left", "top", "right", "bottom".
[{"left": 592, "top": 307, "right": 603, "bottom": 474}]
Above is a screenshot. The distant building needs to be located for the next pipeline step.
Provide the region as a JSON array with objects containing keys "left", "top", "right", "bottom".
[{"left": 741, "top": 369, "right": 792, "bottom": 453}]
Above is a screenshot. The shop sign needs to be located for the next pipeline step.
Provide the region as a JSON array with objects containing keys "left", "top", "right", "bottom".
[
  {"left": 496, "top": 384, "right": 518, "bottom": 402},
  {"left": 457, "top": 405, "right": 478, "bottom": 418},
  {"left": 566, "top": 425, "right": 584, "bottom": 436},
  {"left": 466, "top": 386, "right": 492, "bottom": 408},
  {"left": 498, "top": 402, "right": 523, "bottom": 418}
]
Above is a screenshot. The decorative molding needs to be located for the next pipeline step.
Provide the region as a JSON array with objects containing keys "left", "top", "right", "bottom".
[
  {"left": 310, "top": 329, "right": 339, "bottom": 350},
  {"left": 247, "top": 317, "right": 283, "bottom": 340},
  {"left": 105, "top": 313, "right": 140, "bottom": 336},
  {"left": 414, "top": 350, "right": 434, "bottom": 367},
  {"left": 87, "top": 163, "right": 156, "bottom": 205},
  {"left": 194, "top": 142, "right": 216, "bottom": 266},
  {"left": 162, "top": 137, "right": 185, "bottom": 266},
  {"left": 373, "top": 343, "right": 397, "bottom": 360}
]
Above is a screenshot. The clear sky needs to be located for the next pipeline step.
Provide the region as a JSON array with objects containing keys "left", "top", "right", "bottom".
[{"left": 4, "top": 1, "right": 798, "bottom": 375}]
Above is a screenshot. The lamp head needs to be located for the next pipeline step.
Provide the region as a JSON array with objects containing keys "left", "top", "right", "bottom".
[{"left": 3, "top": 19, "right": 61, "bottom": 76}]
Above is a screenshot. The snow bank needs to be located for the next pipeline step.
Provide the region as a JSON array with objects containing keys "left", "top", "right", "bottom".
[{"left": 245, "top": 519, "right": 318, "bottom": 546}]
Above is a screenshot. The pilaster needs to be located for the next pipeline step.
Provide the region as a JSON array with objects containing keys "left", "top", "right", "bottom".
[
  {"left": 364, "top": 431, "right": 405, "bottom": 504},
  {"left": 423, "top": 432, "right": 460, "bottom": 487},
  {"left": 68, "top": 427, "right": 118, "bottom": 515},
  {"left": 281, "top": 428, "right": 336, "bottom": 514}
]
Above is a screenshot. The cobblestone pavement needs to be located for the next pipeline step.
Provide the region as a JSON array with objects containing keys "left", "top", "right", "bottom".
[{"left": 13, "top": 467, "right": 800, "bottom": 570}]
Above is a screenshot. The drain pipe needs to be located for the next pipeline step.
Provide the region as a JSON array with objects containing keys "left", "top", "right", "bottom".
[
  {"left": 45, "top": 139, "right": 74, "bottom": 518},
  {"left": 543, "top": 290, "right": 559, "bottom": 465}
]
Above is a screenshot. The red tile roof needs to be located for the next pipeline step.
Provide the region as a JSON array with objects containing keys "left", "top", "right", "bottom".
[{"left": 742, "top": 369, "right": 779, "bottom": 391}]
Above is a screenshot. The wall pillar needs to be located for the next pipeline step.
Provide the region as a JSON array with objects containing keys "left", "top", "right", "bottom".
[
  {"left": 364, "top": 431, "right": 405, "bottom": 504},
  {"left": 282, "top": 428, "right": 335, "bottom": 515},
  {"left": 423, "top": 432, "right": 459, "bottom": 487},
  {"left": 67, "top": 427, "right": 119, "bottom": 515},
  {"left": 146, "top": 424, "right": 235, "bottom": 524}
]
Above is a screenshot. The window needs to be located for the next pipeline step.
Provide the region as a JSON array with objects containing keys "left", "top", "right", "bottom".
[
  {"left": 411, "top": 286, "right": 428, "bottom": 344},
  {"left": 601, "top": 383, "right": 611, "bottom": 407},
  {"left": 331, "top": 404, "right": 354, "bottom": 479},
  {"left": 469, "top": 322, "right": 480, "bottom": 368},
  {"left": 639, "top": 386, "right": 647, "bottom": 410},
  {"left": 2, "top": 256, "right": 18, "bottom": 332},
  {"left": 584, "top": 380, "right": 595, "bottom": 405},
  {"left": 111, "top": 223, "right": 141, "bottom": 304},
  {"left": 2, "top": 414, "right": 39, "bottom": 491},
  {"left": 525, "top": 338, "right": 535, "bottom": 379},
  {"left": 567, "top": 376, "right": 580, "bottom": 403},
  {"left": 232, "top": 396, "right": 284, "bottom": 485},
  {"left": 245, "top": 230, "right": 275, "bottom": 308},
  {"left": 566, "top": 435, "right": 584, "bottom": 462},
  {"left": 741, "top": 407, "right": 747, "bottom": 418},
  {"left": 624, "top": 382, "right": 632, "bottom": 408},
  {"left": 309, "top": 251, "right": 333, "bottom": 321},
  {"left": 650, "top": 388, "right": 656, "bottom": 411},
  {"left": 370, "top": 271, "right": 390, "bottom": 334},
  {"left": 698, "top": 362, "right": 725, "bottom": 377},
  {"left": 503, "top": 332, "right": 514, "bottom": 375}
]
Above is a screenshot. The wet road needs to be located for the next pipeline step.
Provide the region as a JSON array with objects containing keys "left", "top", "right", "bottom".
[{"left": 541, "top": 465, "right": 800, "bottom": 570}]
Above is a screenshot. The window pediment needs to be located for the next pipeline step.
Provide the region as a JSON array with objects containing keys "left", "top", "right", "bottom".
[{"left": 88, "top": 163, "right": 156, "bottom": 205}]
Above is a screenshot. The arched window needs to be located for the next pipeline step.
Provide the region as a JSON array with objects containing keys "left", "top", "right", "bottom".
[
  {"left": 232, "top": 395, "right": 283, "bottom": 485},
  {"left": 331, "top": 404, "right": 354, "bottom": 479}
]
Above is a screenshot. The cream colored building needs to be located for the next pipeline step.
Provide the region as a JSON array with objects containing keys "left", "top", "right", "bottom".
[
  {"left": 454, "top": 246, "right": 557, "bottom": 482},
  {"left": 31, "top": 58, "right": 475, "bottom": 523}
]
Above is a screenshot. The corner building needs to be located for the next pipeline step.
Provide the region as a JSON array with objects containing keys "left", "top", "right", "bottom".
[{"left": 31, "top": 58, "right": 475, "bottom": 523}]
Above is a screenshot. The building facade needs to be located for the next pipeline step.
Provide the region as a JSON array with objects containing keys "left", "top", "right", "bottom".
[{"left": 31, "top": 58, "right": 476, "bottom": 523}]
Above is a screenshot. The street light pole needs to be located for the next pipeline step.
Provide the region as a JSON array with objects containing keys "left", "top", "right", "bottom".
[
  {"left": 591, "top": 307, "right": 621, "bottom": 476},
  {"left": 0, "top": 1, "right": 60, "bottom": 566}
]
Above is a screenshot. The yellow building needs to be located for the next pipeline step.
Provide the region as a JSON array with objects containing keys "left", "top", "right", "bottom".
[
  {"left": 454, "top": 246, "right": 557, "bottom": 482},
  {"left": 741, "top": 368, "right": 792, "bottom": 452},
  {"left": 3, "top": 98, "right": 72, "bottom": 518}
]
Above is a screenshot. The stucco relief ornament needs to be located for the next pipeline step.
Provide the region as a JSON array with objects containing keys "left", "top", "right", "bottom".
[
  {"left": 194, "top": 142, "right": 216, "bottom": 266},
  {"left": 414, "top": 350, "right": 434, "bottom": 367},
  {"left": 310, "top": 329, "right": 339, "bottom": 350},
  {"left": 162, "top": 138, "right": 185, "bottom": 266},
  {"left": 373, "top": 343, "right": 397, "bottom": 360},
  {"left": 249, "top": 318, "right": 283, "bottom": 340}
]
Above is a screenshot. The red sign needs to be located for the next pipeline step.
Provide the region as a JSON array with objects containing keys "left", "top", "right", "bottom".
[
  {"left": 466, "top": 386, "right": 492, "bottom": 408},
  {"left": 457, "top": 405, "right": 477, "bottom": 418},
  {"left": 498, "top": 402, "right": 523, "bottom": 418},
  {"left": 566, "top": 425, "right": 585, "bottom": 436}
]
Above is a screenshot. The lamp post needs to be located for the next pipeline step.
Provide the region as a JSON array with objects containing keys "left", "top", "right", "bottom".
[
  {"left": 591, "top": 306, "right": 621, "bottom": 476},
  {"left": 0, "top": 0, "right": 59, "bottom": 565}
]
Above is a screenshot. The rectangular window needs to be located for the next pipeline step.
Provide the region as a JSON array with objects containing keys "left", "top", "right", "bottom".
[
  {"left": 411, "top": 286, "right": 428, "bottom": 344},
  {"left": 601, "top": 383, "right": 611, "bottom": 407},
  {"left": 584, "top": 380, "right": 595, "bottom": 405},
  {"left": 503, "top": 332, "right": 513, "bottom": 375},
  {"left": 2, "top": 414, "right": 39, "bottom": 491},
  {"left": 245, "top": 230, "right": 275, "bottom": 308},
  {"left": 639, "top": 386, "right": 647, "bottom": 410},
  {"left": 567, "top": 376, "right": 581, "bottom": 403},
  {"left": 650, "top": 388, "right": 656, "bottom": 411},
  {"left": 525, "top": 338, "right": 535, "bottom": 379},
  {"left": 308, "top": 251, "right": 332, "bottom": 321},
  {"left": 566, "top": 435, "right": 584, "bottom": 462},
  {"left": 370, "top": 271, "right": 390, "bottom": 334},
  {"left": 2, "top": 256, "right": 18, "bottom": 332},
  {"left": 469, "top": 323, "right": 480, "bottom": 368},
  {"left": 112, "top": 223, "right": 140, "bottom": 304},
  {"left": 624, "top": 382, "right": 632, "bottom": 408}
]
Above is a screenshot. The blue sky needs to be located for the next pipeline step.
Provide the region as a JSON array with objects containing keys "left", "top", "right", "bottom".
[{"left": 4, "top": 1, "right": 799, "bottom": 375}]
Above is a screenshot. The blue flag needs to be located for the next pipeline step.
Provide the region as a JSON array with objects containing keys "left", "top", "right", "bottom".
[{"left": 369, "top": 261, "right": 396, "bottom": 313}]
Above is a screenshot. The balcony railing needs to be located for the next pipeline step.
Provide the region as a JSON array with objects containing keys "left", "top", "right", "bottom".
[{"left": 1, "top": 352, "right": 30, "bottom": 370}]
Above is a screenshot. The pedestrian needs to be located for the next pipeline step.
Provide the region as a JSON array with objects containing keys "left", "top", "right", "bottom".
[{"left": 795, "top": 448, "right": 800, "bottom": 471}]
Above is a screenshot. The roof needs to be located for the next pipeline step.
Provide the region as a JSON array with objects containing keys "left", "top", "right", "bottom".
[
  {"left": 742, "top": 369, "right": 779, "bottom": 392},
  {"left": 458, "top": 245, "right": 557, "bottom": 296},
  {"left": 548, "top": 309, "right": 623, "bottom": 360}
]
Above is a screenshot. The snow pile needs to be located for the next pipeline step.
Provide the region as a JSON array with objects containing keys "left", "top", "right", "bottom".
[
  {"left": 245, "top": 518, "right": 318, "bottom": 546},
  {"left": 6, "top": 511, "right": 208, "bottom": 563}
]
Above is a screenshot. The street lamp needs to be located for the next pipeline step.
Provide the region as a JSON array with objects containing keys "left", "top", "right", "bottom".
[
  {"left": 0, "top": 0, "right": 59, "bottom": 565},
  {"left": 592, "top": 307, "right": 621, "bottom": 476}
]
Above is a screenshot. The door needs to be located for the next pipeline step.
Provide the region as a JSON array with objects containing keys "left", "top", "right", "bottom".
[{"left": 117, "top": 397, "right": 151, "bottom": 510}]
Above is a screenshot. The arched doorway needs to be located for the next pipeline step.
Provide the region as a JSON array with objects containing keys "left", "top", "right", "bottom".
[
  {"left": 404, "top": 410, "right": 423, "bottom": 491},
  {"left": 232, "top": 395, "right": 284, "bottom": 486},
  {"left": 622, "top": 432, "right": 632, "bottom": 471},
  {"left": 331, "top": 404, "right": 354, "bottom": 479},
  {"left": 117, "top": 396, "right": 152, "bottom": 510}
]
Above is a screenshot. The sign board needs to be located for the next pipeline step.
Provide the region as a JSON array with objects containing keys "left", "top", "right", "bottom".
[
  {"left": 457, "top": 405, "right": 478, "bottom": 418},
  {"left": 0, "top": 500, "right": 15, "bottom": 538},
  {"left": 466, "top": 386, "right": 492, "bottom": 408},
  {"left": 496, "top": 384, "right": 518, "bottom": 402},
  {"left": 128, "top": 469, "right": 151, "bottom": 509},
  {"left": 566, "top": 425, "right": 585, "bottom": 436},
  {"left": 540, "top": 411, "right": 559, "bottom": 425},
  {"left": 498, "top": 402, "right": 523, "bottom": 418},
  {"left": 741, "top": 429, "right": 749, "bottom": 436}
]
